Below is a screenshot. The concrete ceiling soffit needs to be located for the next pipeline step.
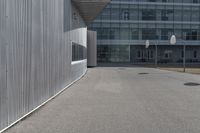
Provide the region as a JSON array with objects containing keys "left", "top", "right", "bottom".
[{"left": 72, "top": 0, "right": 111, "bottom": 25}]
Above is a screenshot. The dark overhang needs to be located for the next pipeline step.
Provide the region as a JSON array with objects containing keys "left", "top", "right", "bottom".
[{"left": 72, "top": 0, "right": 111, "bottom": 25}]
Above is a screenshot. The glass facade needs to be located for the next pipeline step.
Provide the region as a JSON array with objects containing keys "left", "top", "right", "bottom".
[
  {"left": 89, "top": 0, "right": 200, "bottom": 63},
  {"left": 72, "top": 42, "right": 87, "bottom": 62},
  {"left": 97, "top": 45, "right": 130, "bottom": 62}
]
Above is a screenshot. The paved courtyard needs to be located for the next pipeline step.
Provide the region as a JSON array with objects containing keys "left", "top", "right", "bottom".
[{"left": 5, "top": 67, "right": 200, "bottom": 133}]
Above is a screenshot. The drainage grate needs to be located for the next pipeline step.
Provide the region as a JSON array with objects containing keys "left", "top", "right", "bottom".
[
  {"left": 138, "top": 73, "right": 149, "bottom": 75},
  {"left": 184, "top": 82, "right": 200, "bottom": 86}
]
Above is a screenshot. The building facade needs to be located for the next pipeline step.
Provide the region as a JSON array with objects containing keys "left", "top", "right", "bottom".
[
  {"left": 0, "top": 0, "right": 109, "bottom": 132},
  {"left": 89, "top": 0, "right": 200, "bottom": 64}
]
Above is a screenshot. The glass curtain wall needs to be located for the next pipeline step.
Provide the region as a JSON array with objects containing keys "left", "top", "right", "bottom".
[{"left": 89, "top": 0, "right": 200, "bottom": 63}]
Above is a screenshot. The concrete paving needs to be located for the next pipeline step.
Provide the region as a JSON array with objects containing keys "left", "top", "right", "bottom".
[{"left": 5, "top": 67, "right": 200, "bottom": 133}]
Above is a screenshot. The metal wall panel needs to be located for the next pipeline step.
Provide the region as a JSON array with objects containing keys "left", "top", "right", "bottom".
[{"left": 0, "top": 0, "right": 87, "bottom": 131}]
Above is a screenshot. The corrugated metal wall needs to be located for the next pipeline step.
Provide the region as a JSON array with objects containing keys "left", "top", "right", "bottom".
[{"left": 0, "top": 0, "right": 87, "bottom": 131}]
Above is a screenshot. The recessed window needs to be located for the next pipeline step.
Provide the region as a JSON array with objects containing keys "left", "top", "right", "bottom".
[
  {"left": 142, "top": 29, "right": 157, "bottom": 40},
  {"left": 193, "top": 0, "right": 198, "bottom": 3},
  {"left": 193, "top": 51, "right": 197, "bottom": 58},
  {"left": 131, "top": 29, "right": 139, "bottom": 40},
  {"left": 72, "top": 42, "right": 87, "bottom": 62},
  {"left": 142, "top": 10, "right": 156, "bottom": 21},
  {"left": 122, "top": 10, "right": 129, "bottom": 20},
  {"left": 149, "top": 50, "right": 154, "bottom": 59},
  {"left": 164, "top": 53, "right": 169, "bottom": 59},
  {"left": 137, "top": 50, "right": 142, "bottom": 59},
  {"left": 181, "top": 50, "right": 184, "bottom": 58}
]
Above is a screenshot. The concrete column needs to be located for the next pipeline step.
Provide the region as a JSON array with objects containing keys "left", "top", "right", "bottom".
[{"left": 87, "top": 30, "right": 97, "bottom": 67}]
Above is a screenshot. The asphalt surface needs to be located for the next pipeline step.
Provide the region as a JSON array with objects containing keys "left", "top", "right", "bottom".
[{"left": 5, "top": 67, "right": 200, "bottom": 133}]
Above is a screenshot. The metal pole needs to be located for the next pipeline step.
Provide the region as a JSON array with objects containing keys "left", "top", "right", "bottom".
[
  {"left": 155, "top": 43, "right": 158, "bottom": 68},
  {"left": 183, "top": 44, "right": 186, "bottom": 72}
]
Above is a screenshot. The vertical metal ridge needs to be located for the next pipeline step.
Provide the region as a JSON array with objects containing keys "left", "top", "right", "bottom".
[{"left": 0, "top": 0, "right": 87, "bottom": 131}]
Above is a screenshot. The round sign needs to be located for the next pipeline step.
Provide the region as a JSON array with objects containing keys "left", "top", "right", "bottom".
[
  {"left": 145, "top": 40, "right": 150, "bottom": 48},
  {"left": 170, "top": 35, "right": 176, "bottom": 45}
]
